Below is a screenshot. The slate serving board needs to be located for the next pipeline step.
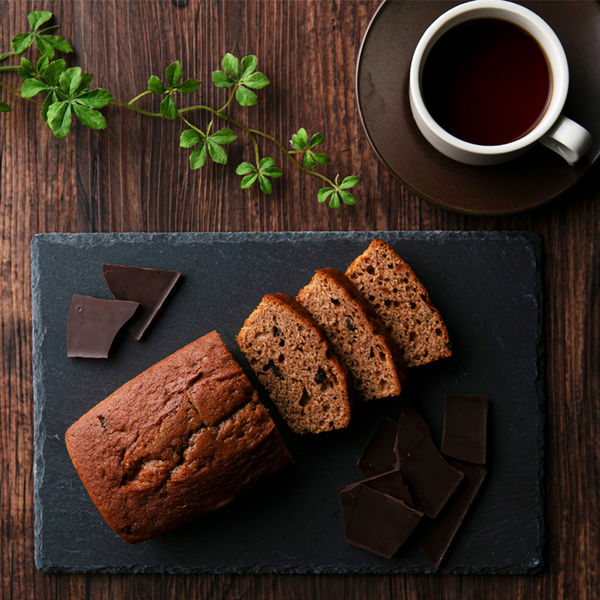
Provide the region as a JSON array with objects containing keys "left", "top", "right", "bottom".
[{"left": 31, "top": 231, "right": 544, "bottom": 574}]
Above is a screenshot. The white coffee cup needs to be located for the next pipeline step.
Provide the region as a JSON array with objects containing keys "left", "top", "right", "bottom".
[{"left": 409, "top": 0, "right": 592, "bottom": 166}]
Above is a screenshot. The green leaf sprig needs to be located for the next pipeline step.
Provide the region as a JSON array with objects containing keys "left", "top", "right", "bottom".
[{"left": 0, "top": 11, "right": 359, "bottom": 209}]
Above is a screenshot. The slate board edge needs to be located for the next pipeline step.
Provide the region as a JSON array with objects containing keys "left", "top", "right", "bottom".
[{"left": 30, "top": 230, "right": 545, "bottom": 575}]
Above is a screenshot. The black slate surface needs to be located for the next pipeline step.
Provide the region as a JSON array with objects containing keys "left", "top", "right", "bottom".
[{"left": 31, "top": 231, "right": 544, "bottom": 574}]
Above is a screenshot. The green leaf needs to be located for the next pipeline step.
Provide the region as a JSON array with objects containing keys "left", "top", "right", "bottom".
[
  {"left": 211, "top": 70, "right": 233, "bottom": 88},
  {"left": 35, "top": 35, "right": 55, "bottom": 58},
  {"left": 0, "top": 102, "right": 10, "bottom": 113},
  {"left": 258, "top": 174, "right": 272, "bottom": 194},
  {"left": 165, "top": 61, "right": 182, "bottom": 87},
  {"left": 18, "top": 57, "right": 35, "bottom": 78},
  {"left": 28, "top": 11, "right": 53, "bottom": 31},
  {"left": 303, "top": 153, "right": 317, "bottom": 169},
  {"left": 236, "top": 162, "right": 256, "bottom": 175},
  {"left": 160, "top": 94, "right": 177, "bottom": 119},
  {"left": 340, "top": 175, "right": 359, "bottom": 189},
  {"left": 329, "top": 193, "right": 341, "bottom": 209},
  {"left": 292, "top": 128, "right": 309, "bottom": 150},
  {"left": 235, "top": 85, "right": 257, "bottom": 106},
  {"left": 40, "top": 91, "right": 57, "bottom": 122},
  {"left": 74, "top": 73, "right": 93, "bottom": 93},
  {"left": 240, "top": 173, "right": 258, "bottom": 189},
  {"left": 45, "top": 35, "right": 73, "bottom": 53},
  {"left": 148, "top": 75, "right": 165, "bottom": 95},
  {"left": 59, "top": 66, "right": 82, "bottom": 95},
  {"left": 73, "top": 103, "right": 107, "bottom": 129},
  {"left": 207, "top": 140, "right": 228, "bottom": 164},
  {"left": 209, "top": 127, "right": 236, "bottom": 145},
  {"left": 74, "top": 88, "right": 112, "bottom": 108},
  {"left": 20, "top": 78, "right": 50, "bottom": 98},
  {"left": 41, "top": 59, "right": 66, "bottom": 85},
  {"left": 179, "top": 129, "right": 201, "bottom": 148},
  {"left": 310, "top": 132, "right": 324, "bottom": 147},
  {"left": 12, "top": 33, "right": 33, "bottom": 55},
  {"left": 36, "top": 54, "right": 50, "bottom": 71},
  {"left": 259, "top": 157, "right": 275, "bottom": 170},
  {"left": 340, "top": 190, "right": 356, "bottom": 206},
  {"left": 221, "top": 53, "right": 239, "bottom": 79},
  {"left": 240, "top": 55, "right": 257, "bottom": 78},
  {"left": 47, "top": 100, "right": 72, "bottom": 138},
  {"left": 189, "top": 144, "right": 207, "bottom": 169},
  {"left": 242, "top": 71, "right": 269, "bottom": 89},
  {"left": 263, "top": 166, "right": 283, "bottom": 178},
  {"left": 313, "top": 152, "right": 330, "bottom": 165},
  {"left": 176, "top": 78, "right": 200, "bottom": 93},
  {"left": 317, "top": 187, "right": 335, "bottom": 203}
]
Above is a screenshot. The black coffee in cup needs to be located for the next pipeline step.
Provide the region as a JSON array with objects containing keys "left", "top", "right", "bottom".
[{"left": 421, "top": 18, "right": 552, "bottom": 146}]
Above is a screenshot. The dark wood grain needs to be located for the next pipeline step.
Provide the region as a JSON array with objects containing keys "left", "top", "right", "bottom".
[{"left": 1, "top": 1, "right": 598, "bottom": 598}]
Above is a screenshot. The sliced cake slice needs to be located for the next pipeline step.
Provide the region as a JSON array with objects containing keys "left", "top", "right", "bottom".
[
  {"left": 237, "top": 293, "right": 352, "bottom": 434},
  {"left": 345, "top": 239, "right": 451, "bottom": 367},
  {"left": 297, "top": 268, "right": 405, "bottom": 401}
]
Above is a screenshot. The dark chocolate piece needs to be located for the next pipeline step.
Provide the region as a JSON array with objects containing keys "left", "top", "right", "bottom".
[
  {"left": 362, "top": 470, "right": 414, "bottom": 507},
  {"left": 419, "top": 460, "right": 487, "bottom": 568},
  {"left": 102, "top": 264, "right": 181, "bottom": 341},
  {"left": 358, "top": 416, "right": 398, "bottom": 477},
  {"left": 395, "top": 410, "right": 464, "bottom": 518},
  {"left": 339, "top": 482, "right": 423, "bottom": 559},
  {"left": 442, "top": 394, "right": 489, "bottom": 464},
  {"left": 66, "top": 294, "right": 139, "bottom": 358}
]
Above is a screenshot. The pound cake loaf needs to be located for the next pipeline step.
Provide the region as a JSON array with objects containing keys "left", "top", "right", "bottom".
[
  {"left": 346, "top": 239, "right": 451, "bottom": 367},
  {"left": 237, "top": 293, "right": 352, "bottom": 434},
  {"left": 297, "top": 268, "right": 406, "bottom": 401},
  {"left": 65, "top": 331, "right": 292, "bottom": 543}
]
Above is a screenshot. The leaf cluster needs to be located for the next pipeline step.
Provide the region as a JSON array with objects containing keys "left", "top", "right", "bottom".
[
  {"left": 148, "top": 60, "right": 200, "bottom": 119},
  {"left": 180, "top": 126, "right": 237, "bottom": 169},
  {"left": 19, "top": 55, "right": 112, "bottom": 138},
  {"left": 212, "top": 53, "right": 269, "bottom": 106},
  {"left": 291, "top": 128, "right": 330, "bottom": 168},
  {"left": 11, "top": 11, "right": 73, "bottom": 58},
  {"left": 236, "top": 157, "right": 282, "bottom": 194},
  {"left": 318, "top": 175, "right": 358, "bottom": 209}
]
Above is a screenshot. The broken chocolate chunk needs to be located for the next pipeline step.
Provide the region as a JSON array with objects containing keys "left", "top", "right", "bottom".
[
  {"left": 442, "top": 394, "right": 489, "bottom": 464},
  {"left": 395, "top": 410, "right": 464, "bottom": 518},
  {"left": 339, "top": 482, "right": 423, "bottom": 559},
  {"left": 66, "top": 294, "right": 139, "bottom": 358},
  {"left": 419, "top": 459, "right": 487, "bottom": 568},
  {"left": 362, "top": 469, "right": 414, "bottom": 506},
  {"left": 358, "top": 416, "right": 399, "bottom": 477},
  {"left": 102, "top": 264, "right": 181, "bottom": 341}
]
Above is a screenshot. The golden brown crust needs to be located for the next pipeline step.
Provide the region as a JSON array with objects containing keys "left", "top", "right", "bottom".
[
  {"left": 346, "top": 239, "right": 451, "bottom": 367},
  {"left": 65, "top": 331, "right": 292, "bottom": 543}
]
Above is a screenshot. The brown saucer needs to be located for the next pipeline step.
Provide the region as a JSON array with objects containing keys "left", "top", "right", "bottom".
[{"left": 356, "top": 0, "right": 600, "bottom": 215}]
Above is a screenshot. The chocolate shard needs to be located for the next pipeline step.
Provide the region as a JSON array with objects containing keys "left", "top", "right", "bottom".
[
  {"left": 362, "top": 469, "right": 414, "bottom": 507},
  {"left": 358, "top": 416, "right": 399, "bottom": 477},
  {"left": 442, "top": 394, "right": 489, "bottom": 464},
  {"left": 395, "top": 409, "right": 464, "bottom": 518},
  {"left": 66, "top": 294, "right": 139, "bottom": 359},
  {"left": 102, "top": 264, "right": 181, "bottom": 341},
  {"left": 339, "top": 482, "right": 423, "bottom": 559},
  {"left": 418, "top": 460, "right": 487, "bottom": 568}
]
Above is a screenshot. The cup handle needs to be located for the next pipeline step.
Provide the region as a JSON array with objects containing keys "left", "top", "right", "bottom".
[{"left": 540, "top": 116, "right": 592, "bottom": 165}]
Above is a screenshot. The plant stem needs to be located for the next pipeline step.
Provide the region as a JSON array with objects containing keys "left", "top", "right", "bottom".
[
  {"left": 216, "top": 84, "right": 237, "bottom": 114},
  {"left": 111, "top": 99, "right": 162, "bottom": 118},
  {"left": 249, "top": 133, "right": 260, "bottom": 167},
  {"left": 0, "top": 52, "right": 17, "bottom": 63},
  {"left": 0, "top": 65, "right": 19, "bottom": 72},
  {"left": 0, "top": 80, "right": 20, "bottom": 95},
  {"left": 179, "top": 114, "right": 204, "bottom": 137},
  {"left": 127, "top": 89, "right": 151, "bottom": 105}
]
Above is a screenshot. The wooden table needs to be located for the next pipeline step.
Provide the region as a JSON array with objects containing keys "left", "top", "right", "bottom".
[{"left": 1, "top": 1, "right": 598, "bottom": 598}]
